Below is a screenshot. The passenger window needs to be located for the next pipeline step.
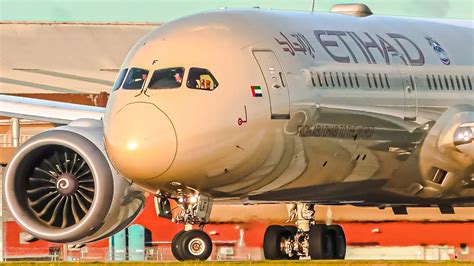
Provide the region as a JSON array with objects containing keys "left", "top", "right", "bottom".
[
  {"left": 348, "top": 73, "right": 353, "bottom": 88},
  {"left": 432, "top": 75, "right": 438, "bottom": 90},
  {"left": 444, "top": 75, "right": 449, "bottom": 90},
  {"left": 342, "top": 72, "right": 347, "bottom": 88},
  {"left": 123, "top": 68, "right": 149, "bottom": 90},
  {"left": 316, "top": 72, "right": 323, "bottom": 87},
  {"left": 455, "top": 76, "right": 461, "bottom": 90},
  {"left": 450, "top": 75, "right": 455, "bottom": 89},
  {"left": 309, "top": 71, "right": 316, "bottom": 87},
  {"left": 367, "top": 73, "right": 372, "bottom": 88},
  {"left": 385, "top": 73, "right": 390, "bottom": 89},
  {"left": 148, "top": 67, "right": 185, "bottom": 89},
  {"left": 187, "top": 68, "right": 219, "bottom": 90},
  {"left": 354, "top": 73, "right": 360, "bottom": 88},
  {"left": 372, "top": 73, "right": 378, "bottom": 88},
  {"left": 329, "top": 72, "right": 335, "bottom": 87},
  {"left": 112, "top": 68, "right": 128, "bottom": 91}
]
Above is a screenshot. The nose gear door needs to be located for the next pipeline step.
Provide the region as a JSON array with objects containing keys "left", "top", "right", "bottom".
[{"left": 253, "top": 50, "right": 290, "bottom": 119}]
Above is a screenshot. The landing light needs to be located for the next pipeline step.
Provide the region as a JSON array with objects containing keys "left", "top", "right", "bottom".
[
  {"left": 127, "top": 141, "right": 138, "bottom": 151},
  {"left": 189, "top": 195, "right": 199, "bottom": 204},
  {"left": 454, "top": 127, "right": 473, "bottom": 145}
]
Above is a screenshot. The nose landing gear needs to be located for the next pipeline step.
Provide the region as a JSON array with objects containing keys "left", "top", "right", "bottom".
[
  {"left": 171, "top": 229, "right": 213, "bottom": 261},
  {"left": 155, "top": 192, "right": 214, "bottom": 261},
  {"left": 263, "top": 204, "right": 346, "bottom": 260}
]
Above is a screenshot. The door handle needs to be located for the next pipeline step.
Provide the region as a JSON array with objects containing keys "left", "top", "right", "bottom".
[
  {"left": 272, "top": 84, "right": 281, "bottom": 89},
  {"left": 279, "top": 72, "right": 286, "bottom": 87}
]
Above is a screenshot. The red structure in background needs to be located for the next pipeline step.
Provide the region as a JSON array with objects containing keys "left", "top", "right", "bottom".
[
  {"left": 6, "top": 93, "right": 109, "bottom": 108},
  {"left": 4, "top": 195, "right": 474, "bottom": 257}
]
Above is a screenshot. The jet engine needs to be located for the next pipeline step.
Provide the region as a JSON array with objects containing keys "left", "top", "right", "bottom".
[
  {"left": 418, "top": 105, "right": 474, "bottom": 198},
  {"left": 4, "top": 119, "right": 147, "bottom": 243}
]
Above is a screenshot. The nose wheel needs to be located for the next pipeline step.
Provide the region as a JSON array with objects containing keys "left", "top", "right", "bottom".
[{"left": 171, "top": 230, "right": 212, "bottom": 261}]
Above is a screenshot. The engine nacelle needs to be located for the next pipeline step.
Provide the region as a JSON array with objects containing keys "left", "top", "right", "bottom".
[
  {"left": 418, "top": 105, "right": 474, "bottom": 198},
  {"left": 4, "top": 119, "right": 147, "bottom": 243}
]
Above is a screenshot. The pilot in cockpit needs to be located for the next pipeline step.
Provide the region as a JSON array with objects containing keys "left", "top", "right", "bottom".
[
  {"left": 174, "top": 72, "right": 183, "bottom": 84},
  {"left": 135, "top": 73, "right": 148, "bottom": 84},
  {"left": 122, "top": 68, "right": 149, "bottom": 90}
]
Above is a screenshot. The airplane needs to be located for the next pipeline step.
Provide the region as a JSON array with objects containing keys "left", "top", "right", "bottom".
[{"left": 1, "top": 3, "right": 473, "bottom": 261}]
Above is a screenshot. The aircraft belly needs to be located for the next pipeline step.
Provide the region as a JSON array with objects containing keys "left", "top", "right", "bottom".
[{"left": 241, "top": 104, "right": 474, "bottom": 204}]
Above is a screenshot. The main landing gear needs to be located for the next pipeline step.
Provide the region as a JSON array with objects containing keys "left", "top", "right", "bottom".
[
  {"left": 155, "top": 192, "right": 214, "bottom": 261},
  {"left": 263, "top": 204, "right": 346, "bottom": 260}
]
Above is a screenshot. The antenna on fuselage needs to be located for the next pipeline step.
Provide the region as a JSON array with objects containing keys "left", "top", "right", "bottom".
[{"left": 311, "top": 0, "right": 315, "bottom": 12}]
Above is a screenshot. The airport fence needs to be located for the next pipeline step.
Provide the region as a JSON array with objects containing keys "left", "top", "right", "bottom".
[
  {"left": 0, "top": 134, "right": 32, "bottom": 147},
  {"left": 4, "top": 245, "right": 473, "bottom": 261}
]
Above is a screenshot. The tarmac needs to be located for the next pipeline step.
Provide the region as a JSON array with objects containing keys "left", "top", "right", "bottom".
[{"left": 0, "top": 260, "right": 471, "bottom": 265}]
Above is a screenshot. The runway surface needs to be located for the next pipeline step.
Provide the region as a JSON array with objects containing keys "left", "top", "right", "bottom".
[{"left": 1, "top": 261, "right": 471, "bottom": 266}]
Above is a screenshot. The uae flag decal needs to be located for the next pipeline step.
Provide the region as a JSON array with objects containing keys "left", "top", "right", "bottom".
[{"left": 251, "top": 86, "right": 263, "bottom": 97}]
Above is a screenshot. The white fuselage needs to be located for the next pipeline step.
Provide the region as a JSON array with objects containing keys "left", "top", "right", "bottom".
[{"left": 103, "top": 9, "right": 474, "bottom": 206}]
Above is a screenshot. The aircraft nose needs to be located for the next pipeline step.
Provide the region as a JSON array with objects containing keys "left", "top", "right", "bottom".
[{"left": 105, "top": 102, "right": 177, "bottom": 180}]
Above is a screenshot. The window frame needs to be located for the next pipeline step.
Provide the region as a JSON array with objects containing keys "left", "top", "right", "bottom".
[
  {"left": 147, "top": 67, "right": 185, "bottom": 90},
  {"left": 111, "top": 68, "right": 128, "bottom": 91},
  {"left": 122, "top": 67, "right": 150, "bottom": 90},
  {"left": 186, "top": 67, "right": 219, "bottom": 91}
]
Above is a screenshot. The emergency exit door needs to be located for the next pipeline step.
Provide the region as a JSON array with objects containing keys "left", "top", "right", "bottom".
[
  {"left": 392, "top": 53, "right": 418, "bottom": 121},
  {"left": 253, "top": 50, "right": 290, "bottom": 119}
]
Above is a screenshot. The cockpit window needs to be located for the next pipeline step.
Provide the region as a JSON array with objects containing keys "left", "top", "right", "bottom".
[
  {"left": 186, "top": 68, "right": 219, "bottom": 90},
  {"left": 148, "top": 67, "right": 185, "bottom": 89},
  {"left": 112, "top": 68, "right": 128, "bottom": 91},
  {"left": 123, "top": 67, "right": 149, "bottom": 90}
]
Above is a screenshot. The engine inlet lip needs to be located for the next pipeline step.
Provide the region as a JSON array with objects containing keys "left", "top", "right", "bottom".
[{"left": 4, "top": 130, "right": 114, "bottom": 243}]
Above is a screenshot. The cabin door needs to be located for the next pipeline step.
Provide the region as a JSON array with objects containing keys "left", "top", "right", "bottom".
[
  {"left": 253, "top": 50, "right": 290, "bottom": 119},
  {"left": 392, "top": 53, "right": 418, "bottom": 121}
]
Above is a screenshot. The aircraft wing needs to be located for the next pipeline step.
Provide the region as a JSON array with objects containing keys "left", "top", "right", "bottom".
[{"left": 0, "top": 94, "right": 105, "bottom": 124}]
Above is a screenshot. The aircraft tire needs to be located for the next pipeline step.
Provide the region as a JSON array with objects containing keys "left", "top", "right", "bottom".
[
  {"left": 263, "top": 225, "right": 291, "bottom": 260},
  {"left": 283, "top": 225, "right": 298, "bottom": 235},
  {"left": 308, "top": 224, "right": 335, "bottom": 260},
  {"left": 171, "top": 230, "right": 186, "bottom": 261},
  {"left": 328, "top": 224, "right": 346, "bottom": 259},
  {"left": 177, "top": 230, "right": 212, "bottom": 261}
]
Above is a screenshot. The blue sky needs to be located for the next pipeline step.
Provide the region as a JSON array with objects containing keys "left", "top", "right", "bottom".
[{"left": 0, "top": 0, "right": 472, "bottom": 22}]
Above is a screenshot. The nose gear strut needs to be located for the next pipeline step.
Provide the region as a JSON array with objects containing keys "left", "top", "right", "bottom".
[{"left": 154, "top": 190, "right": 214, "bottom": 261}]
